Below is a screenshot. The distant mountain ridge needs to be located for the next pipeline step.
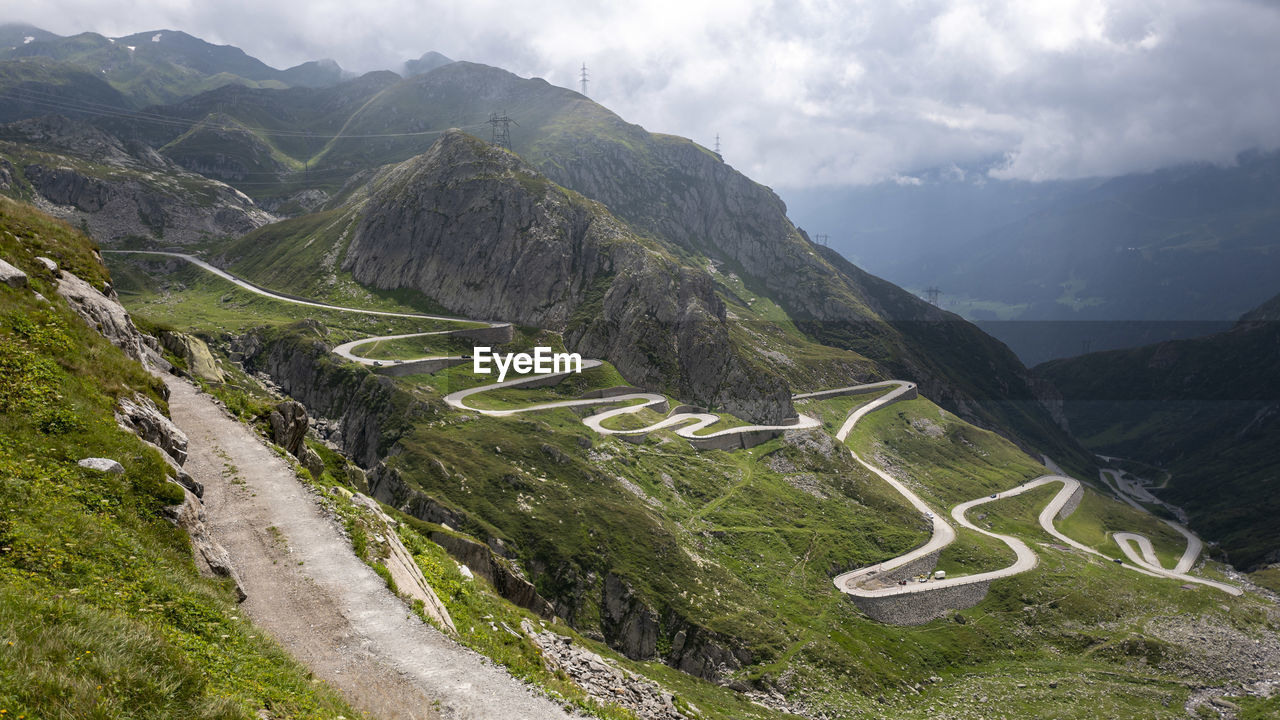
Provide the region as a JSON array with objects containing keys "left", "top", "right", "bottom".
[
  {"left": 0, "top": 23, "right": 410, "bottom": 110},
  {"left": 785, "top": 151, "right": 1280, "bottom": 365},
  {"left": 0, "top": 23, "right": 1090, "bottom": 467},
  {"left": 1035, "top": 293, "right": 1280, "bottom": 571}
]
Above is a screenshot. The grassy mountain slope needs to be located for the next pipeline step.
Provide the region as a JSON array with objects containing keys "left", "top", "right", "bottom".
[
  {"left": 0, "top": 58, "right": 132, "bottom": 123},
  {"left": 150, "top": 58, "right": 1089, "bottom": 467},
  {"left": 1035, "top": 295, "right": 1280, "bottom": 572},
  {"left": 0, "top": 197, "right": 358, "bottom": 718},
  {"left": 109, "top": 252, "right": 1280, "bottom": 718},
  {"left": 1, "top": 28, "right": 344, "bottom": 108}
]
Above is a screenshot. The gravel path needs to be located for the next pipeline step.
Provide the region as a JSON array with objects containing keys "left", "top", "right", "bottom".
[{"left": 167, "top": 376, "right": 574, "bottom": 720}]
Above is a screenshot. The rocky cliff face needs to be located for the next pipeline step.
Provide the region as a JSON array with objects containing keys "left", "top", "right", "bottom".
[
  {"left": 1, "top": 115, "right": 274, "bottom": 244},
  {"left": 341, "top": 131, "right": 793, "bottom": 422},
  {"left": 524, "top": 105, "right": 1087, "bottom": 461},
  {"left": 234, "top": 324, "right": 436, "bottom": 468}
]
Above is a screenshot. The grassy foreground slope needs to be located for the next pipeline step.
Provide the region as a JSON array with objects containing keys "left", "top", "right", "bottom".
[{"left": 0, "top": 198, "right": 358, "bottom": 719}]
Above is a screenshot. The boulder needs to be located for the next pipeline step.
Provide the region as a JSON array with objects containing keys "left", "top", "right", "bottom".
[
  {"left": 268, "top": 401, "right": 308, "bottom": 456},
  {"left": 159, "top": 330, "right": 224, "bottom": 382},
  {"left": 34, "top": 256, "right": 59, "bottom": 274},
  {"left": 116, "top": 394, "right": 189, "bottom": 465},
  {"left": 0, "top": 258, "right": 27, "bottom": 289},
  {"left": 300, "top": 445, "right": 325, "bottom": 479},
  {"left": 78, "top": 457, "right": 124, "bottom": 474}
]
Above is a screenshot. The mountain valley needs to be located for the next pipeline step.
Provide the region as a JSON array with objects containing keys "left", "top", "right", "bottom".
[{"left": 1, "top": 21, "right": 1279, "bottom": 720}]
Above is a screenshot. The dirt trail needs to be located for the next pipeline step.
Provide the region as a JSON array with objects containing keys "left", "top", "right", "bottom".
[{"left": 166, "top": 376, "right": 573, "bottom": 720}]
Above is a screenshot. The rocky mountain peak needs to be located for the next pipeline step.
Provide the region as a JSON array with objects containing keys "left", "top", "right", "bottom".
[{"left": 341, "top": 130, "right": 795, "bottom": 422}]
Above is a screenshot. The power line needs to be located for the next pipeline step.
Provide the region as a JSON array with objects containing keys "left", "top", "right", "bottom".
[
  {"left": 488, "top": 111, "right": 517, "bottom": 150},
  {"left": 925, "top": 287, "right": 941, "bottom": 306},
  {"left": 714, "top": 132, "right": 720, "bottom": 155},
  {"left": 814, "top": 233, "right": 829, "bottom": 247},
  {"left": 580, "top": 62, "right": 589, "bottom": 96},
  {"left": 0, "top": 86, "right": 488, "bottom": 140}
]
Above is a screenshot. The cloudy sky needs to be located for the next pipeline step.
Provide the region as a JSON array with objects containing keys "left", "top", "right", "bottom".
[{"left": 9, "top": 0, "right": 1280, "bottom": 187}]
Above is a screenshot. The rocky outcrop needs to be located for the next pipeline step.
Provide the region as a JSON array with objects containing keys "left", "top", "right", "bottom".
[
  {"left": 664, "top": 623, "right": 752, "bottom": 684},
  {"left": 367, "top": 463, "right": 464, "bottom": 528},
  {"left": 24, "top": 164, "right": 114, "bottom": 212},
  {"left": 430, "top": 530, "right": 555, "bottom": 619},
  {"left": 0, "top": 257, "right": 26, "bottom": 288},
  {"left": 299, "top": 445, "right": 325, "bottom": 479},
  {"left": 267, "top": 400, "right": 309, "bottom": 456},
  {"left": 236, "top": 327, "right": 431, "bottom": 467},
  {"left": 116, "top": 393, "right": 189, "bottom": 466},
  {"left": 350, "top": 493, "right": 457, "bottom": 634},
  {"left": 522, "top": 619, "right": 686, "bottom": 720},
  {"left": 3, "top": 115, "right": 274, "bottom": 244},
  {"left": 165, "top": 488, "right": 247, "bottom": 602},
  {"left": 56, "top": 270, "right": 152, "bottom": 364},
  {"left": 341, "top": 131, "right": 792, "bottom": 423},
  {"left": 160, "top": 330, "right": 224, "bottom": 382},
  {"left": 602, "top": 573, "right": 659, "bottom": 661}
]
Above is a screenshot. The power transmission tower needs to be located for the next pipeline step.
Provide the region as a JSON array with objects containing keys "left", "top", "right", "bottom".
[
  {"left": 926, "top": 287, "right": 941, "bottom": 306},
  {"left": 714, "top": 133, "right": 720, "bottom": 154},
  {"left": 488, "top": 111, "right": 517, "bottom": 150},
  {"left": 580, "top": 63, "right": 589, "bottom": 96},
  {"left": 815, "top": 233, "right": 829, "bottom": 247}
]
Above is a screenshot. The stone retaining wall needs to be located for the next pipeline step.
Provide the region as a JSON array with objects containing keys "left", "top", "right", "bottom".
[
  {"left": 1057, "top": 481, "right": 1084, "bottom": 520},
  {"left": 687, "top": 428, "right": 783, "bottom": 451},
  {"left": 452, "top": 324, "right": 515, "bottom": 345},
  {"left": 848, "top": 579, "right": 991, "bottom": 625},
  {"left": 581, "top": 386, "right": 645, "bottom": 399},
  {"left": 374, "top": 357, "right": 467, "bottom": 377}
]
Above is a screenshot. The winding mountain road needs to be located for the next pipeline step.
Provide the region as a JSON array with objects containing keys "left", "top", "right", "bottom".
[{"left": 111, "top": 251, "right": 1242, "bottom": 630}]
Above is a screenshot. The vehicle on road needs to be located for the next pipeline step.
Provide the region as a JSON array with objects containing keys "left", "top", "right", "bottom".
[{"left": 934, "top": 570, "right": 946, "bottom": 580}]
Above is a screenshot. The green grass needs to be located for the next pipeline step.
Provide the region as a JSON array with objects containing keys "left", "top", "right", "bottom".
[
  {"left": 844, "top": 395, "right": 1046, "bottom": 510},
  {"left": 1247, "top": 568, "right": 1280, "bottom": 594},
  {"left": 348, "top": 332, "right": 475, "bottom": 361},
  {"left": 0, "top": 202, "right": 359, "bottom": 719},
  {"left": 794, "top": 389, "right": 891, "bottom": 434},
  {"left": 87, "top": 187, "right": 1280, "bottom": 718},
  {"left": 1059, "top": 490, "right": 1190, "bottom": 568},
  {"left": 108, "top": 257, "right": 462, "bottom": 342}
]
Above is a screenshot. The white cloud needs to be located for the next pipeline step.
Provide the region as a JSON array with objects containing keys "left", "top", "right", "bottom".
[{"left": 7, "top": 0, "right": 1280, "bottom": 187}]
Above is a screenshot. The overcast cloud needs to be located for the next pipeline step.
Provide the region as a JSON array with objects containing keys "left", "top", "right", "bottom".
[{"left": 9, "top": 0, "right": 1280, "bottom": 187}]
